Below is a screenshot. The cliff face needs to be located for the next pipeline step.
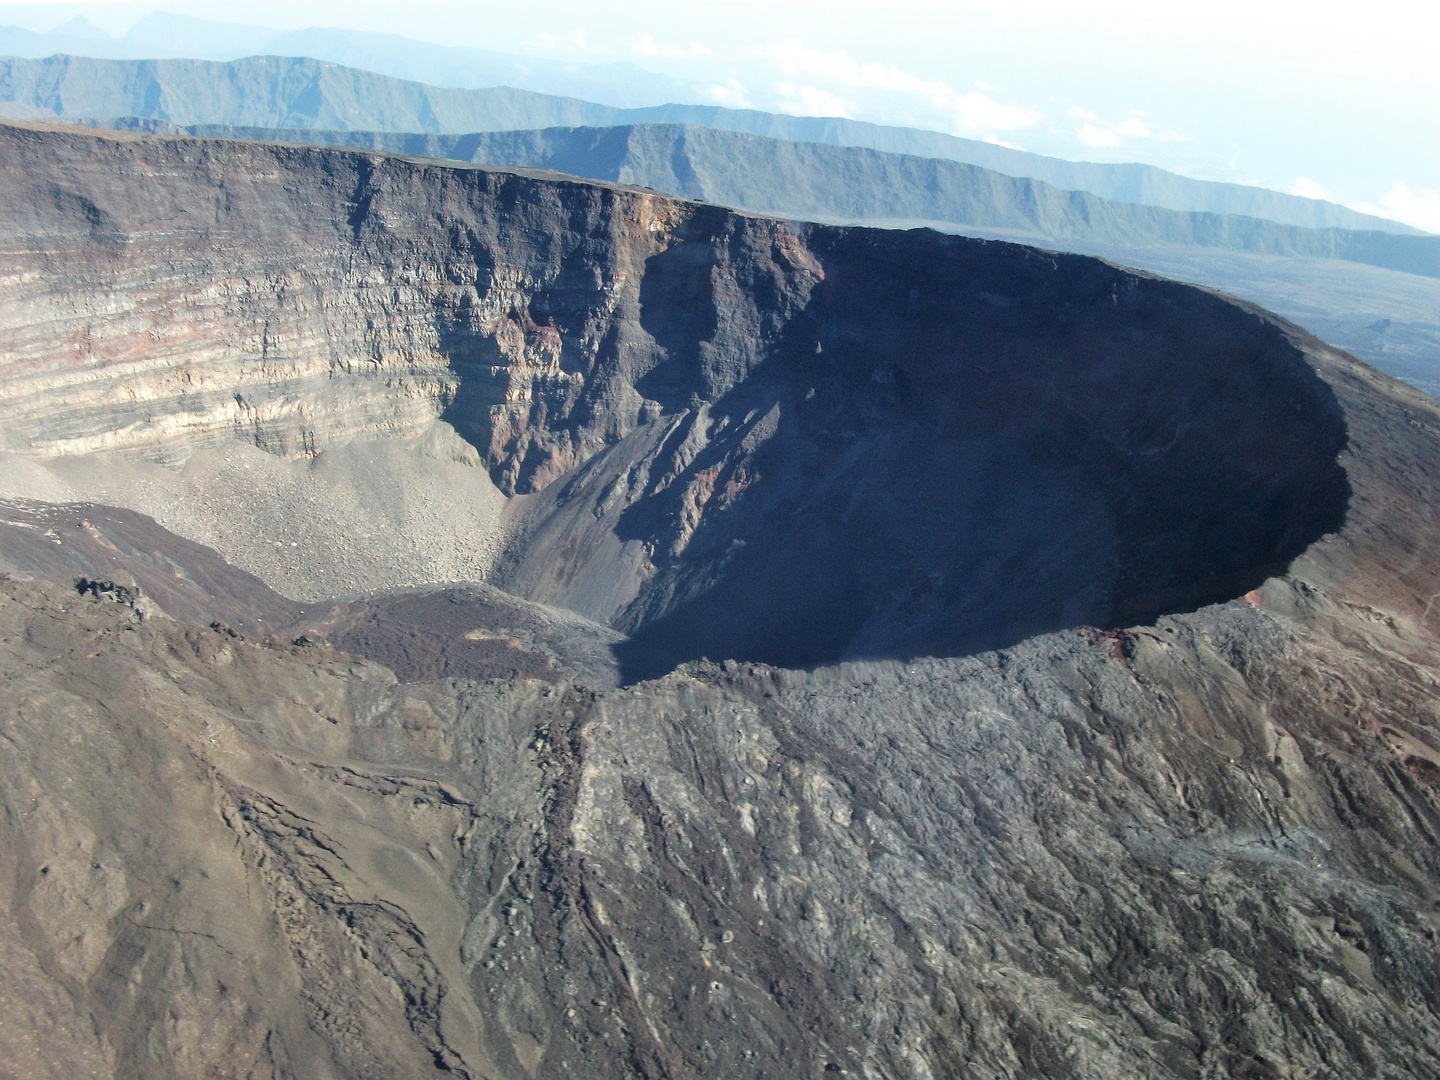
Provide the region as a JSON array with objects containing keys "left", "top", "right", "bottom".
[
  {"left": 0, "top": 121, "right": 671, "bottom": 474},
  {"left": 0, "top": 122, "right": 839, "bottom": 491},
  {"left": 4, "top": 122, "right": 1440, "bottom": 1080},
  {"left": 78, "top": 119, "right": 1440, "bottom": 402},
  {"left": 84, "top": 120, "right": 1440, "bottom": 279}
]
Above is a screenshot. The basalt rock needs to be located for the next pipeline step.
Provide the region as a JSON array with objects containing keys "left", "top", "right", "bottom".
[{"left": 1, "top": 123, "right": 1440, "bottom": 1080}]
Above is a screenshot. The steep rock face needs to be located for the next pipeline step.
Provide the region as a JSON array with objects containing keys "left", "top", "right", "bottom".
[
  {"left": 209, "top": 123, "right": 1440, "bottom": 279},
  {"left": 0, "top": 123, "right": 1348, "bottom": 673},
  {"left": 0, "top": 121, "right": 674, "bottom": 474},
  {"left": 494, "top": 227, "right": 1349, "bottom": 673}
]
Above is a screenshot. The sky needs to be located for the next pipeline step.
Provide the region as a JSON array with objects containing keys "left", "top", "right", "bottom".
[{"left": 2, "top": 0, "right": 1437, "bottom": 230}]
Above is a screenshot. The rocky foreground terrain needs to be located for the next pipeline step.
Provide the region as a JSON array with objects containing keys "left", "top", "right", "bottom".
[{"left": 1, "top": 122, "right": 1440, "bottom": 1079}]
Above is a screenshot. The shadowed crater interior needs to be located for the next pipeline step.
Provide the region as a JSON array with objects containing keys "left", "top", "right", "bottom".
[{"left": 490, "top": 226, "right": 1350, "bottom": 681}]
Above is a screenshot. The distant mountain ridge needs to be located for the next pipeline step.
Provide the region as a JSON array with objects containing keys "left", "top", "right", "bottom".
[
  {"left": 0, "top": 53, "right": 621, "bottom": 133},
  {"left": 0, "top": 12, "right": 696, "bottom": 109},
  {"left": 0, "top": 51, "right": 1417, "bottom": 236}
]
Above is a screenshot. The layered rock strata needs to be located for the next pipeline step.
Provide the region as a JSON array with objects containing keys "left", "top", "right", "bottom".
[{"left": 0, "top": 121, "right": 668, "bottom": 470}]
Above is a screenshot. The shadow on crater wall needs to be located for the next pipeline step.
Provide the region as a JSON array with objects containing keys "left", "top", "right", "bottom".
[
  {"left": 0, "top": 125, "right": 1354, "bottom": 685},
  {"left": 488, "top": 228, "right": 1351, "bottom": 683}
]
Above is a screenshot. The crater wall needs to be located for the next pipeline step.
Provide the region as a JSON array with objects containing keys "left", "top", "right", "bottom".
[
  {"left": 0, "top": 121, "right": 683, "bottom": 474},
  {"left": 0, "top": 123, "right": 1349, "bottom": 669},
  {"left": 497, "top": 224, "right": 1350, "bottom": 673}
]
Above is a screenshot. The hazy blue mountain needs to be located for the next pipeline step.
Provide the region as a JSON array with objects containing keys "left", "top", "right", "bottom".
[
  {"left": 0, "top": 54, "right": 619, "bottom": 131},
  {"left": 0, "top": 16, "right": 121, "bottom": 61},
  {"left": 32, "top": 16, "right": 111, "bottom": 43},
  {"left": 127, "top": 13, "right": 696, "bottom": 108},
  {"left": 622, "top": 106, "right": 1421, "bottom": 234},
  {"left": 113, "top": 13, "right": 280, "bottom": 58},
  {"left": 258, "top": 27, "right": 695, "bottom": 110},
  {"left": 0, "top": 50, "right": 1416, "bottom": 235},
  {"left": 0, "top": 12, "right": 699, "bottom": 108}
]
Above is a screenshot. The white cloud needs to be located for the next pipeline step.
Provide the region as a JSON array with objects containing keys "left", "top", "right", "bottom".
[
  {"left": 705, "top": 80, "right": 756, "bottom": 109},
  {"left": 522, "top": 29, "right": 594, "bottom": 54},
  {"left": 1370, "top": 182, "right": 1440, "bottom": 233},
  {"left": 763, "top": 39, "right": 921, "bottom": 91},
  {"left": 1116, "top": 113, "right": 1152, "bottom": 138},
  {"left": 632, "top": 33, "right": 716, "bottom": 61},
  {"left": 757, "top": 39, "right": 1042, "bottom": 137},
  {"left": 1078, "top": 124, "right": 1121, "bottom": 148},
  {"left": 1291, "top": 176, "right": 1337, "bottom": 201},
  {"left": 774, "top": 82, "right": 853, "bottom": 118},
  {"left": 948, "top": 92, "right": 1044, "bottom": 135},
  {"left": 1294, "top": 178, "right": 1440, "bottom": 233},
  {"left": 1071, "top": 108, "right": 1186, "bottom": 150}
]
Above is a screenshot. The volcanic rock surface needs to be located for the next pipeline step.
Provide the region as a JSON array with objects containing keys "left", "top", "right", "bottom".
[
  {"left": 0, "top": 122, "right": 1439, "bottom": 1080},
  {"left": 0, "top": 122, "right": 1350, "bottom": 672}
]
